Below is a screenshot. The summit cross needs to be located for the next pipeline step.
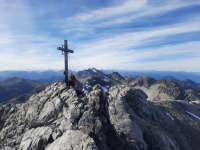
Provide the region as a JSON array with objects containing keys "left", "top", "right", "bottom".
[{"left": 57, "top": 40, "right": 74, "bottom": 87}]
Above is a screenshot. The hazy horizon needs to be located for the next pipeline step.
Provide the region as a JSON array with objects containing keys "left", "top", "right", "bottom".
[{"left": 0, "top": 68, "right": 200, "bottom": 73}]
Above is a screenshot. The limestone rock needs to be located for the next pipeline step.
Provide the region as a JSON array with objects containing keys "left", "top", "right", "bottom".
[
  {"left": 130, "top": 76, "right": 156, "bottom": 88},
  {"left": 19, "top": 127, "right": 53, "bottom": 150},
  {"left": 52, "top": 129, "right": 62, "bottom": 140},
  {"left": 0, "top": 82, "right": 199, "bottom": 150},
  {"left": 46, "top": 130, "right": 98, "bottom": 150}
]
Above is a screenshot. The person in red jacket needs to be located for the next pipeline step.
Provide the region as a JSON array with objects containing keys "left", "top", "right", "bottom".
[{"left": 69, "top": 73, "right": 76, "bottom": 87}]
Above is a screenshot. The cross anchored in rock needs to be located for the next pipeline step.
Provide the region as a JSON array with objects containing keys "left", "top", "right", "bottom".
[{"left": 57, "top": 40, "right": 74, "bottom": 87}]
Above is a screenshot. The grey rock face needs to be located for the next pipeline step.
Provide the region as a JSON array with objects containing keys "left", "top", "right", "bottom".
[
  {"left": 129, "top": 77, "right": 200, "bottom": 102},
  {"left": 130, "top": 76, "right": 156, "bottom": 88},
  {"left": 156, "top": 79, "right": 184, "bottom": 99},
  {"left": 106, "top": 85, "right": 180, "bottom": 150},
  {"left": 52, "top": 128, "right": 62, "bottom": 140},
  {"left": 0, "top": 82, "right": 199, "bottom": 150},
  {"left": 108, "top": 72, "right": 124, "bottom": 85},
  {"left": 46, "top": 130, "right": 98, "bottom": 150},
  {"left": 76, "top": 68, "right": 105, "bottom": 81},
  {"left": 20, "top": 127, "right": 53, "bottom": 150},
  {"left": 77, "top": 73, "right": 199, "bottom": 102}
]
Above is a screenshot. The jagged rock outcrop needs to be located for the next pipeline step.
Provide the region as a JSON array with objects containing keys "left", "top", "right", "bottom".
[
  {"left": 70, "top": 70, "right": 200, "bottom": 102},
  {"left": 124, "top": 76, "right": 136, "bottom": 83},
  {"left": 130, "top": 76, "right": 156, "bottom": 88},
  {"left": 80, "top": 75, "right": 111, "bottom": 94},
  {"left": 156, "top": 79, "right": 184, "bottom": 99},
  {"left": 76, "top": 68, "right": 105, "bottom": 81},
  {"left": 78, "top": 72, "right": 127, "bottom": 94},
  {"left": 107, "top": 72, "right": 125, "bottom": 85},
  {"left": 0, "top": 82, "right": 200, "bottom": 150},
  {"left": 129, "top": 78, "right": 200, "bottom": 102}
]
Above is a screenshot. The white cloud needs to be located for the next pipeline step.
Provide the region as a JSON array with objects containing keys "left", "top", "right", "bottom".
[
  {"left": 74, "top": 0, "right": 147, "bottom": 22},
  {"left": 70, "top": 41, "right": 200, "bottom": 71},
  {"left": 133, "top": 57, "right": 200, "bottom": 72},
  {"left": 72, "top": 19, "right": 200, "bottom": 57},
  {"left": 0, "top": 0, "right": 200, "bottom": 71},
  {"left": 93, "top": 1, "right": 200, "bottom": 27},
  {"left": 59, "top": 0, "right": 200, "bottom": 32}
]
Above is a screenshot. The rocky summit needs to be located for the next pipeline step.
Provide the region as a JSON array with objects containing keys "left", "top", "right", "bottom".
[{"left": 0, "top": 82, "right": 200, "bottom": 150}]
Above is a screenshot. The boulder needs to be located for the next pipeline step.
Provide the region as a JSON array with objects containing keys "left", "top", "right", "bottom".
[
  {"left": 46, "top": 130, "right": 98, "bottom": 150},
  {"left": 19, "top": 127, "right": 53, "bottom": 150}
]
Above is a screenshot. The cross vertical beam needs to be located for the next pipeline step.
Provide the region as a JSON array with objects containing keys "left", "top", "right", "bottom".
[
  {"left": 64, "top": 40, "right": 68, "bottom": 87},
  {"left": 57, "top": 40, "right": 74, "bottom": 87}
]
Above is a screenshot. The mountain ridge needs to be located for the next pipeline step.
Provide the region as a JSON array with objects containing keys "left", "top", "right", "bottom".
[
  {"left": 1, "top": 68, "right": 200, "bottom": 105},
  {"left": 76, "top": 70, "right": 200, "bottom": 102},
  {"left": 1, "top": 69, "right": 200, "bottom": 83},
  {"left": 0, "top": 77, "right": 48, "bottom": 103},
  {"left": 0, "top": 82, "right": 199, "bottom": 150}
]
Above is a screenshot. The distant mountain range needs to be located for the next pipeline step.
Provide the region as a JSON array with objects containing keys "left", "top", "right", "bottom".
[
  {"left": 0, "top": 77, "right": 48, "bottom": 103},
  {"left": 1, "top": 69, "right": 199, "bottom": 83},
  {"left": 1, "top": 68, "right": 200, "bottom": 104},
  {"left": 101, "top": 70, "right": 200, "bottom": 83},
  {"left": 1, "top": 68, "right": 200, "bottom": 150},
  {"left": 0, "top": 70, "right": 76, "bottom": 82},
  {"left": 75, "top": 69, "right": 200, "bottom": 102}
]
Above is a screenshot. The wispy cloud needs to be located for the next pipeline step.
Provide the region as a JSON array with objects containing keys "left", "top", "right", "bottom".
[
  {"left": 0, "top": 0, "right": 200, "bottom": 71},
  {"left": 68, "top": 0, "right": 147, "bottom": 22},
  {"left": 73, "top": 18, "right": 200, "bottom": 55},
  {"left": 58, "top": 0, "right": 200, "bottom": 35},
  {"left": 71, "top": 41, "right": 200, "bottom": 71}
]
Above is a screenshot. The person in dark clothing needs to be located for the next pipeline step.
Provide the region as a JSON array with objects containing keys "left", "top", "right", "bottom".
[
  {"left": 68, "top": 73, "right": 85, "bottom": 96},
  {"left": 69, "top": 73, "right": 76, "bottom": 87}
]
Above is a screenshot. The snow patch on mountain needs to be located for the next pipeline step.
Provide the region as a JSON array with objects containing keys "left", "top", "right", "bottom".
[
  {"left": 103, "top": 77, "right": 109, "bottom": 82},
  {"left": 185, "top": 110, "right": 200, "bottom": 120},
  {"left": 102, "top": 86, "right": 110, "bottom": 91},
  {"left": 92, "top": 68, "right": 97, "bottom": 73},
  {"left": 82, "top": 88, "right": 89, "bottom": 94},
  {"left": 166, "top": 112, "right": 175, "bottom": 121}
]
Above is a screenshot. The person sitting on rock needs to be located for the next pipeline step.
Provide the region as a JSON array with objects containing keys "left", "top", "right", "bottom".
[{"left": 69, "top": 73, "right": 76, "bottom": 87}]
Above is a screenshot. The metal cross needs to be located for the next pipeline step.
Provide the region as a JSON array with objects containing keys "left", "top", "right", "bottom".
[{"left": 57, "top": 40, "right": 74, "bottom": 87}]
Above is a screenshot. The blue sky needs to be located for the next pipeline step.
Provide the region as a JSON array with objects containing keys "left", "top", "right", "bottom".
[{"left": 0, "top": 0, "right": 200, "bottom": 72}]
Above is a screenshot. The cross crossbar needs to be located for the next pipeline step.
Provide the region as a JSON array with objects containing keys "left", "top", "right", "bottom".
[{"left": 57, "top": 47, "right": 74, "bottom": 53}]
